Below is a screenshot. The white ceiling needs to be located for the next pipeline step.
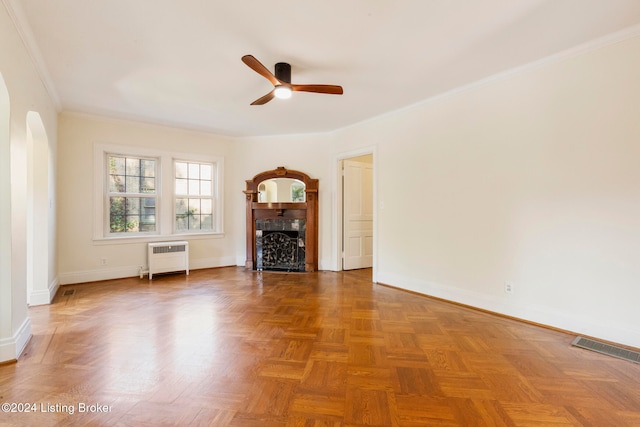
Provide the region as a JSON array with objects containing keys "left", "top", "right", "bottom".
[{"left": 6, "top": 0, "right": 640, "bottom": 137}]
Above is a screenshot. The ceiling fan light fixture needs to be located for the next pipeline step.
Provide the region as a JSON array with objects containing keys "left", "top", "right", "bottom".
[{"left": 274, "top": 85, "right": 292, "bottom": 99}]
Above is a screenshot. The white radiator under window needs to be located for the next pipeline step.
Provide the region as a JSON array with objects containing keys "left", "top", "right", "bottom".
[{"left": 148, "top": 241, "right": 189, "bottom": 280}]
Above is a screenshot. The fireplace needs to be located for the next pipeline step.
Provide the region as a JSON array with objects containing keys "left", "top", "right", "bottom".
[
  {"left": 244, "top": 167, "right": 318, "bottom": 272},
  {"left": 256, "top": 219, "right": 306, "bottom": 272}
]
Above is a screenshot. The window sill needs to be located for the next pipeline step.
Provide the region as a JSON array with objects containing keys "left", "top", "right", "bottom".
[{"left": 93, "top": 232, "right": 225, "bottom": 245}]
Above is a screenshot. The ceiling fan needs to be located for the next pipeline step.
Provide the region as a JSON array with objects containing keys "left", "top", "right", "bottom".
[{"left": 241, "top": 55, "right": 343, "bottom": 105}]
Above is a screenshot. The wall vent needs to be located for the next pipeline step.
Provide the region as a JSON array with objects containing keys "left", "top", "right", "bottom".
[{"left": 572, "top": 336, "right": 640, "bottom": 364}]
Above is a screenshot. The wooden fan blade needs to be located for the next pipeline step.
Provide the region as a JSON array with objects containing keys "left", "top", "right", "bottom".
[
  {"left": 242, "top": 55, "right": 280, "bottom": 86},
  {"left": 250, "top": 90, "right": 275, "bottom": 105},
  {"left": 291, "top": 84, "right": 343, "bottom": 95}
]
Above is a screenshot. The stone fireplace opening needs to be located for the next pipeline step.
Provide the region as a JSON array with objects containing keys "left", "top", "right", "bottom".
[
  {"left": 244, "top": 167, "right": 318, "bottom": 272},
  {"left": 256, "top": 219, "right": 306, "bottom": 272}
]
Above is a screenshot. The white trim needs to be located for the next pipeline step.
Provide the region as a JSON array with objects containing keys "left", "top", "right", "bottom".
[
  {"left": 0, "top": 317, "right": 32, "bottom": 363},
  {"left": 189, "top": 256, "right": 236, "bottom": 271},
  {"left": 318, "top": 258, "right": 332, "bottom": 271},
  {"left": 332, "top": 146, "right": 378, "bottom": 282},
  {"left": 28, "top": 277, "right": 59, "bottom": 306},
  {"left": 92, "top": 232, "right": 225, "bottom": 245},
  {"left": 376, "top": 271, "right": 640, "bottom": 349},
  {"left": 235, "top": 255, "right": 245, "bottom": 267}
]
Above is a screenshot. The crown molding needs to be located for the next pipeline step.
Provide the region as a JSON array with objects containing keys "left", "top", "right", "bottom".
[{"left": 2, "top": 0, "right": 61, "bottom": 110}]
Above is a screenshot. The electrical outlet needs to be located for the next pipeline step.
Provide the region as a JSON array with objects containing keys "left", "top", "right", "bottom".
[
  {"left": 101, "top": 257, "right": 108, "bottom": 266},
  {"left": 504, "top": 281, "right": 513, "bottom": 295}
]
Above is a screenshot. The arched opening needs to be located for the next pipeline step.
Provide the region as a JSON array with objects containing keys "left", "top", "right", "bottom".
[{"left": 26, "top": 111, "right": 50, "bottom": 305}]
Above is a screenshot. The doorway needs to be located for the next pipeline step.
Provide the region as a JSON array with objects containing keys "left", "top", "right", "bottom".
[
  {"left": 334, "top": 148, "right": 376, "bottom": 281},
  {"left": 342, "top": 155, "right": 373, "bottom": 270}
]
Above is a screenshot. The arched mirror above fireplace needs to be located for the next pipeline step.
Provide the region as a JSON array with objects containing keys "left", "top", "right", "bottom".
[
  {"left": 258, "top": 178, "right": 306, "bottom": 202},
  {"left": 244, "top": 167, "right": 318, "bottom": 272}
]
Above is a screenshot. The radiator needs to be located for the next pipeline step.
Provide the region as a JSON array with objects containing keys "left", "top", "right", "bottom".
[{"left": 148, "top": 241, "right": 189, "bottom": 280}]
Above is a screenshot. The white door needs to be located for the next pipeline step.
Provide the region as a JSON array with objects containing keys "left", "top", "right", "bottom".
[{"left": 343, "top": 159, "right": 373, "bottom": 270}]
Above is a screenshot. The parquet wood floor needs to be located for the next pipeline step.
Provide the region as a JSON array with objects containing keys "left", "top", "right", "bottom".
[{"left": 1, "top": 267, "right": 639, "bottom": 426}]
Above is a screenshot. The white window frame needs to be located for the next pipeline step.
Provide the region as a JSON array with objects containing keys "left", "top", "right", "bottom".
[
  {"left": 93, "top": 143, "right": 224, "bottom": 243},
  {"left": 173, "top": 158, "right": 221, "bottom": 234},
  {"left": 104, "top": 153, "right": 160, "bottom": 237}
]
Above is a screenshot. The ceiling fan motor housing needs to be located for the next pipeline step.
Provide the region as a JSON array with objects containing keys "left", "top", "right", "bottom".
[{"left": 275, "top": 62, "right": 291, "bottom": 83}]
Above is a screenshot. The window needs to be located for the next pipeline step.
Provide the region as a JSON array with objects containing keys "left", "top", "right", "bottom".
[
  {"left": 107, "top": 155, "right": 157, "bottom": 234},
  {"left": 95, "top": 143, "right": 223, "bottom": 241},
  {"left": 175, "top": 161, "right": 216, "bottom": 232}
]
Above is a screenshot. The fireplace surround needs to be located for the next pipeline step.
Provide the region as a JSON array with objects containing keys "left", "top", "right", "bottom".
[{"left": 244, "top": 167, "right": 318, "bottom": 272}]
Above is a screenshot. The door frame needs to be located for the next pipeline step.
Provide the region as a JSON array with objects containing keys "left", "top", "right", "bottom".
[{"left": 332, "top": 145, "right": 377, "bottom": 282}]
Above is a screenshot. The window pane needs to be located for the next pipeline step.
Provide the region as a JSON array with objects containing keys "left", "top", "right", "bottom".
[
  {"left": 200, "top": 180, "right": 212, "bottom": 196},
  {"left": 201, "top": 199, "right": 212, "bottom": 214},
  {"left": 110, "top": 216, "right": 125, "bottom": 233},
  {"left": 126, "top": 176, "right": 140, "bottom": 193},
  {"left": 109, "top": 196, "right": 126, "bottom": 232},
  {"left": 188, "top": 179, "right": 200, "bottom": 196},
  {"left": 140, "top": 213, "right": 155, "bottom": 231},
  {"left": 188, "top": 198, "right": 200, "bottom": 213},
  {"left": 125, "top": 158, "right": 140, "bottom": 176},
  {"left": 142, "top": 197, "right": 156, "bottom": 209},
  {"left": 141, "top": 160, "right": 155, "bottom": 177},
  {"left": 201, "top": 214, "right": 213, "bottom": 230},
  {"left": 126, "top": 215, "right": 140, "bottom": 232},
  {"left": 109, "top": 196, "right": 156, "bottom": 233},
  {"left": 176, "top": 198, "right": 187, "bottom": 215},
  {"left": 176, "top": 178, "right": 188, "bottom": 195},
  {"left": 200, "top": 164, "right": 212, "bottom": 180},
  {"left": 125, "top": 198, "right": 140, "bottom": 214},
  {"left": 109, "top": 175, "right": 125, "bottom": 192},
  {"left": 176, "top": 215, "right": 188, "bottom": 231},
  {"left": 139, "top": 222, "right": 155, "bottom": 232},
  {"left": 141, "top": 178, "right": 155, "bottom": 193},
  {"left": 188, "top": 163, "right": 200, "bottom": 179},
  {"left": 109, "top": 196, "right": 125, "bottom": 215},
  {"left": 189, "top": 214, "right": 201, "bottom": 230},
  {"left": 176, "top": 162, "right": 187, "bottom": 178},
  {"left": 109, "top": 156, "right": 125, "bottom": 175}
]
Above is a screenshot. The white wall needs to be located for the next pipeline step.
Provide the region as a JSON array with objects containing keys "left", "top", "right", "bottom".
[
  {"left": 330, "top": 35, "right": 640, "bottom": 348},
  {"left": 0, "top": 2, "right": 58, "bottom": 361},
  {"left": 57, "top": 113, "right": 238, "bottom": 284}
]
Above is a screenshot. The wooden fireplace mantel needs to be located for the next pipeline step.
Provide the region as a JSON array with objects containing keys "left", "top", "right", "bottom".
[{"left": 243, "top": 167, "right": 319, "bottom": 271}]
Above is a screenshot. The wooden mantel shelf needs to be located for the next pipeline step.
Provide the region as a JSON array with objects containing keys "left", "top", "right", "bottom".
[{"left": 251, "top": 202, "right": 308, "bottom": 210}]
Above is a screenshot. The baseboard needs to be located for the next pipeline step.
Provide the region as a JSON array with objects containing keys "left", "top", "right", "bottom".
[
  {"left": 189, "top": 256, "right": 236, "bottom": 271},
  {"left": 0, "top": 317, "right": 32, "bottom": 363},
  {"left": 318, "top": 258, "right": 332, "bottom": 271},
  {"left": 59, "top": 257, "right": 237, "bottom": 285},
  {"left": 376, "top": 271, "right": 640, "bottom": 350},
  {"left": 29, "top": 277, "right": 60, "bottom": 306}
]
